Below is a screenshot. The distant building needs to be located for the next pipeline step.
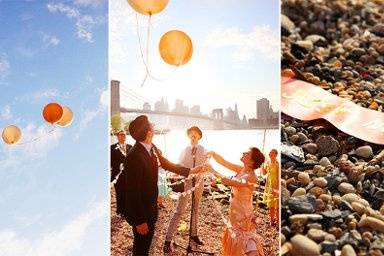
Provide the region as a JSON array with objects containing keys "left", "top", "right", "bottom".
[
  {"left": 154, "top": 97, "right": 169, "bottom": 112},
  {"left": 173, "top": 99, "right": 189, "bottom": 114},
  {"left": 190, "top": 105, "right": 201, "bottom": 115},
  {"left": 242, "top": 115, "right": 248, "bottom": 126},
  {"left": 257, "top": 98, "right": 270, "bottom": 121},
  {"left": 143, "top": 102, "right": 151, "bottom": 111},
  {"left": 225, "top": 104, "right": 240, "bottom": 122}
]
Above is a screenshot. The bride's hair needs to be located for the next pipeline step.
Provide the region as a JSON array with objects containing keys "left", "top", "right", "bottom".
[{"left": 250, "top": 147, "right": 265, "bottom": 169}]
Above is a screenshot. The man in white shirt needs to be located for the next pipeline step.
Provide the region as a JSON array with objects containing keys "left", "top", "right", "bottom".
[{"left": 164, "top": 126, "right": 207, "bottom": 252}]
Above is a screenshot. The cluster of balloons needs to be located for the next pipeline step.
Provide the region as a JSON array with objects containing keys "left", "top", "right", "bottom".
[
  {"left": 1, "top": 103, "right": 73, "bottom": 145},
  {"left": 127, "top": 0, "right": 193, "bottom": 67}
]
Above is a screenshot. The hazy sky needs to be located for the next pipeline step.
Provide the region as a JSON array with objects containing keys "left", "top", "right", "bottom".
[
  {"left": 110, "top": 0, "right": 280, "bottom": 119},
  {"left": 0, "top": 0, "right": 108, "bottom": 255}
]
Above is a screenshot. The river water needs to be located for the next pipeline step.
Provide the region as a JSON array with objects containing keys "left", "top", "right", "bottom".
[{"left": 115, "top": 129, "right": 279, "bottom": 176}]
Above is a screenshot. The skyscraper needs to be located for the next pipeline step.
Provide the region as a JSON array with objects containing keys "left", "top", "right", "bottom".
[{"left": 257, "top": 98, "right": 270, "bottom": 120}]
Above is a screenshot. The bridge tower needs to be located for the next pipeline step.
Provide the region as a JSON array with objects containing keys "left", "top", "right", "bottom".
[
  {"left": 212, "top": 108, "right": 224, "bottom": 130},
  {"left": 111, "top": 80, "right": 120, "bottom": 116}
]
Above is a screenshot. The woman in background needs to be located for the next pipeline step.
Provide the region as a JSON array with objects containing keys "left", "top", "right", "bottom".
[
  {"left": 207, "top": 147, "right": 265, "bottom": 256},
  {"left": 262, "top": 149, "right": 279, "bottom": 226}
]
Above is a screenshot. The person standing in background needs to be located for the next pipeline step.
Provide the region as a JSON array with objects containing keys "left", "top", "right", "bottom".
[
  {"left": 163, "top": 126, "right": 207, "bottom": 253},
  {"left": 110, "top": 130, "right": 132, "bottom": 215},
  {"left": 262, "top": 149, "right": 279, "bottom": 226}
]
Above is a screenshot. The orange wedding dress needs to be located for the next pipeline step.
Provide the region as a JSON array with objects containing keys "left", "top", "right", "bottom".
[{"left": 222, "top": 173, "right": 265, "bottom": 256}]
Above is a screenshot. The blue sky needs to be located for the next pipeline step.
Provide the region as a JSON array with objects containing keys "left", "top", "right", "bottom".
[
  {"left": 0, "top": 0, "right": 108, "bottom": 255},
  {"left": 110, "top": 0, "right": 280, "bottom": 119}
]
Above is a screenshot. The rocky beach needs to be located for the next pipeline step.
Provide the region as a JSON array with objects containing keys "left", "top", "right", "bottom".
[
  {"left": 111, "top": 182, "right": 279, "bottom": 256},
  {"left": 281, "top": 0, "right": 384, "bottom": 255}
]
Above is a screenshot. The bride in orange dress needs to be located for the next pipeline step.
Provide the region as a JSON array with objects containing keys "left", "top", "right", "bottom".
[{"left": 206, "top": 147, "right": 265, "bottom": 256}]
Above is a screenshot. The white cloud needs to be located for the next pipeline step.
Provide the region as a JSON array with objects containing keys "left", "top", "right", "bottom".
[
  {"left": 206, "top": 26, "right": 279, "bottom": 62},
  {"left": 74, "top": 0, "right": 105, "bottom": 8},
  {"left": 42, "top": 33, "right": 60, "bottom": 48},
  {"left": 47, "top": 2, "right": 105, "bottom": 42},
  {"left": 0, "top": 200, "right": 107, "bottom": 256},
  {"left": 16, "top": 89, "right": 67, "bottom": 103},
  {"left": 99, "top": 88, "right": 109, "bottom": 109},
  {"left": 0, "top": 54, "right": 10, "bottom": 79},
  {"left": 73, "top": 88, "right": 108, "bottom": 140},
  {"left": 1, "top": 105, "right": 12, "bottom": 120}
]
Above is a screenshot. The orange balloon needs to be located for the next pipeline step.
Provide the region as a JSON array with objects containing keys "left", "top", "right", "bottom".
[
  {"left": 57, "top": 106, "right": 74, "bottom": 127},
  {"left": 127, "top": 0, "right": 169, "bottom": 15},
  {"left": 159, "top": 30, "right": 193, "bottom": 66},
  {"left": 43, "top": 103, "right": 63, "bottom": 124},
  {"left": 2, "top": 125, "right": 21, "bottom": 145}
]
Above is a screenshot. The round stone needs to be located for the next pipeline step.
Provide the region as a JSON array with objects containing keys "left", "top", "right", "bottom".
[
  {"left": 291, "top": 235, "right": 320, "bottom": 256},
  {"left": 319, "top": 157, "right": 332, "bottom": 167},
  {"left": 355, "top": 145, "right": 373, "bottom": 158},
  {"left": 338, "top": 183, "right": 356, "bottom": 194},
  {"left": 298, "top": 172, "right": 310, "bottom": 185},
  {"left": 292, "top": 187, "right": 306, "bottom": 197},
  {"left": 302, "top": 143, "right": 318, "bottom": 155},
  {"left": 307, "top": 228, "right": 327, "bottom": 243},
  {"left": 285, "top": 126, "right": 297, "bottom": 136},
  {"left": 313, "top": 177, "right": 327, "bottom": 188},
  {"left": 316, "top": 136, "right": 340, "bottom": 156}
]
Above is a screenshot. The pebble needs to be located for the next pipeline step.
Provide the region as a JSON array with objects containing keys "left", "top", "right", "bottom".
[
  {"left": 355, "top": 145, "right": 373, "bottom": 158},
  {"left": 292, "top": 187, "right": 306, "bottom": 197},
  {"left": 288, "top": 196, "right": 315, "bottom": 214},
  {"left": 296, "top": 132, "right": 308, "bottom": 143},
  {"left": 371, "top": 23, "right": 384, "bottom": 37},
  {"left": 341, "top": 244, "right": 356, "bottom": 256},
  {"left": 342, "top": 193, "right": 369, "bottom": 207},
  {"left": 281, "top": 14, "right": 295, "bottom": 35},
  {"left": 291, "top": 235, "right": 320, "bottom": 256},
  {"left": 319, "top": 194, "right": 332, "bottom": 203},
  {"left": 338, "top": 183, "right": 356, "bottom": 194},
  {"left": 319, "top": 157, "right": 331, "bottom": 167},
  {"left": 302, "top": 143, "right": 318, "bottom": 155},
  {"left": 351, "top": 202, "right": 366, "bottom": 215},
  {"left": 307, "top": 228, "right": 327, "bottom": 243},
  {"left": 316, "top": 136, "right": 340, "bottom": 156},
  {"left": 289, "top": 214, "right": 323, "bottom": 223},
  {"left": 296, "top": 40, "right": 314, "bottom": 51},
  {"left": 298, "top": 172, "right": 310, "bottom": 185},
  {"left": 313, "top": 177, "right": 327, "bottom": 188},
  {"left": 290, "top": 134, "right": 300, "bottom": 144},
  {"left": 358, "top": 215, "right": 384, "bottom": 233},
  {"left": 284, "top": 126, "right": 296, "bottom": 136}
]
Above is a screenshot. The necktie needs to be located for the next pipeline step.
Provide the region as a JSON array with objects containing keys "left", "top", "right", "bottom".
[
  {"left": 191, "top": 146, "right": 197, "bottom": 167},
  {"left": 121, "top": 144, "right": 126, "bottom": 154}
]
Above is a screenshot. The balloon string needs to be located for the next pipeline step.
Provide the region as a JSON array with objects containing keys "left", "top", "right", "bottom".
[
  {"left": 16, "top": 127, "right": 56, "bottom": 146},
  {"left": 135, "top": 13, "right": 178, "bottom": 87}
]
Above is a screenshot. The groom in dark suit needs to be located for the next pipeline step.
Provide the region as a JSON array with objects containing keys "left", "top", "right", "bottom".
[{"left": 120, "top": 115, "right": 203, "bottom": 255}]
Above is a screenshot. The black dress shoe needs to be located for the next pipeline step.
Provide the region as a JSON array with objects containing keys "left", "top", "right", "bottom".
[
  {"left": 163, "top": 241, "right": 172, "bottom": 253},
  {"left": 191, "top": 236, "right": 204, "bottom": 245}
]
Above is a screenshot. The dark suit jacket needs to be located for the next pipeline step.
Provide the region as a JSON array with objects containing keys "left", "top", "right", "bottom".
[
  {"left": 121, "top": 142, "right": 190, "bottom": 226},
  {"left": 111, "top": 143, "right": 132, "bottom": 215},
  {"left": 110, "top": 143, "right": 131, "bottom": 182}
]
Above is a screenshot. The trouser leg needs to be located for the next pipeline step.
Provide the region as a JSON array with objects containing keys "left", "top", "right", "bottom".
[
  {"left": 165, "top": 179, "right": 191, "bottom": 242},
  {"left": 132, "top": 222, "right": 155, "bottom": 256},
  {"left": 191, "top": 177, "right": 204, "bottom": 236}
]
